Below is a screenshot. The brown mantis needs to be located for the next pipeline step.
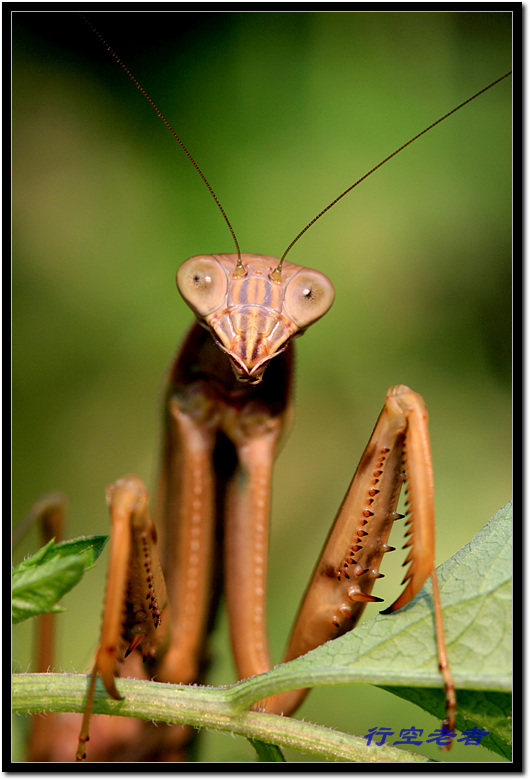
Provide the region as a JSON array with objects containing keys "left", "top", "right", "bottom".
[{"left": 11, "top": 10, "right": 508, "bottom": 760}]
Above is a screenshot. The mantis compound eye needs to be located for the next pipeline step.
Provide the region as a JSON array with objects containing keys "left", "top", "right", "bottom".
[
  {"left": 177, "top": 256, "right": 228, "bottom": 316},
  {"left": 283, "top": 268, "right": 335, "bottom": 329}
]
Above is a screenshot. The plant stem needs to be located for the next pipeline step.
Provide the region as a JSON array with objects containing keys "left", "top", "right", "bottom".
[{"left": 13, "top": 673, "right": 430, "bottom": 763}]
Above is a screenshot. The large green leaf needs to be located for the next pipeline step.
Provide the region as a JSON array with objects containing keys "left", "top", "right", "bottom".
[
  {"left": 383, "top": 502, "right": 512, "bottom": 758},
  {"left": 228, "top": 503, "right": 512, "bottom": 756},
  {"left": 12, "top": 535, "right": 108, "bottom": 624}
]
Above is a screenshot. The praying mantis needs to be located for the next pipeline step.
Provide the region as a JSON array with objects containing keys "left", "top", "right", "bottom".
[{"left": 12, "top": 12, "right": 512, "bottom": 763}]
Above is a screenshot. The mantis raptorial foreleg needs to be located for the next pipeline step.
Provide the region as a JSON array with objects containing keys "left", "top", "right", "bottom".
[{"left": 75, "top": 476, "right": 169, "bottom": 760}]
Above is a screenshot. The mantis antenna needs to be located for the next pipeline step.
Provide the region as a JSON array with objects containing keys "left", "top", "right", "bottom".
[
  {"left": 79, "top": 14, "right": 243, "bottom": 271},
  {"left": 273, "top": 69, "right": 512, "bottom": 277}
]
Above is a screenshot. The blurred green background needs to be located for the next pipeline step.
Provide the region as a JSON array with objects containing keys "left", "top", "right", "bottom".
[{"left": 13, "top": 11, "right": 511, "bottom": 763}]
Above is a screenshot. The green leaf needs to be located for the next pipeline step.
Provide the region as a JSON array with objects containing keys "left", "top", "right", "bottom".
[
  {"left": 12, "top": 535, "right": 108, "bottom": 623},
  {"left": 12, "top": 555, "right": 83, "bottom": 623},
  {"left": 383, "top": 687, "right": 511, "bottom": 760},
  {"left": 227, "top": 503, "right": 512, "bottom": 753},
  {"left": 15, "top": 534, "right": 108, "bottom": 570},
  {"left": 248, "top": 738, "right": 286, "bottom": 761},
  {"left": 383, "top": 502, "right": 512, "bottom": 758}
]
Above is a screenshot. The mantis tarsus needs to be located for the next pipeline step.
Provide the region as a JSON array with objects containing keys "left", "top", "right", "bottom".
[{"left": 13, "top": 10, "right": 512, "bottom": 760}]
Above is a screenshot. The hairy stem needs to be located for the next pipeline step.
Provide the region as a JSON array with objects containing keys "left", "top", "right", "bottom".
[{"left": 13, "top": 673, "right": 429, "bottom": 763}]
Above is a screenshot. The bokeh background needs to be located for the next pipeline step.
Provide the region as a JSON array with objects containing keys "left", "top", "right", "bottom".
[{"left": 13, "top": 11, "right": 511, "bottom": 763}]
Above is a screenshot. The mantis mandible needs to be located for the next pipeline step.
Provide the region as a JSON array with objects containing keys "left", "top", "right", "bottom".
[{"left": 15, "top": 12, "right": 512, "bottom": 764}]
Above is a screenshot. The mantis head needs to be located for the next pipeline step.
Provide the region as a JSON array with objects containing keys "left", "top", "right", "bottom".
[{"left": 177, "top": 253, "right": 335, "bottom": 384}]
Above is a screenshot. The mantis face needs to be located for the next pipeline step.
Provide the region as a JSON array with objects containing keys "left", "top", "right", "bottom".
[{"left": 177, "top": 253, "right": 335, "bottom": 383}]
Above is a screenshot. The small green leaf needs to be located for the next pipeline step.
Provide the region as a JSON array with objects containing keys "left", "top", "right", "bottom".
[
  {"left": 12, "top": 555, "right": 84, "bottom": 623},
  {"left": 12, "top": 535, "right": 108, "bottom": 623},
  {"left": 49, "top": 535, "right": 108, "bottom": 568},
  {"left": 248, "top": 738, "right": 286, "bottom": 761}
]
